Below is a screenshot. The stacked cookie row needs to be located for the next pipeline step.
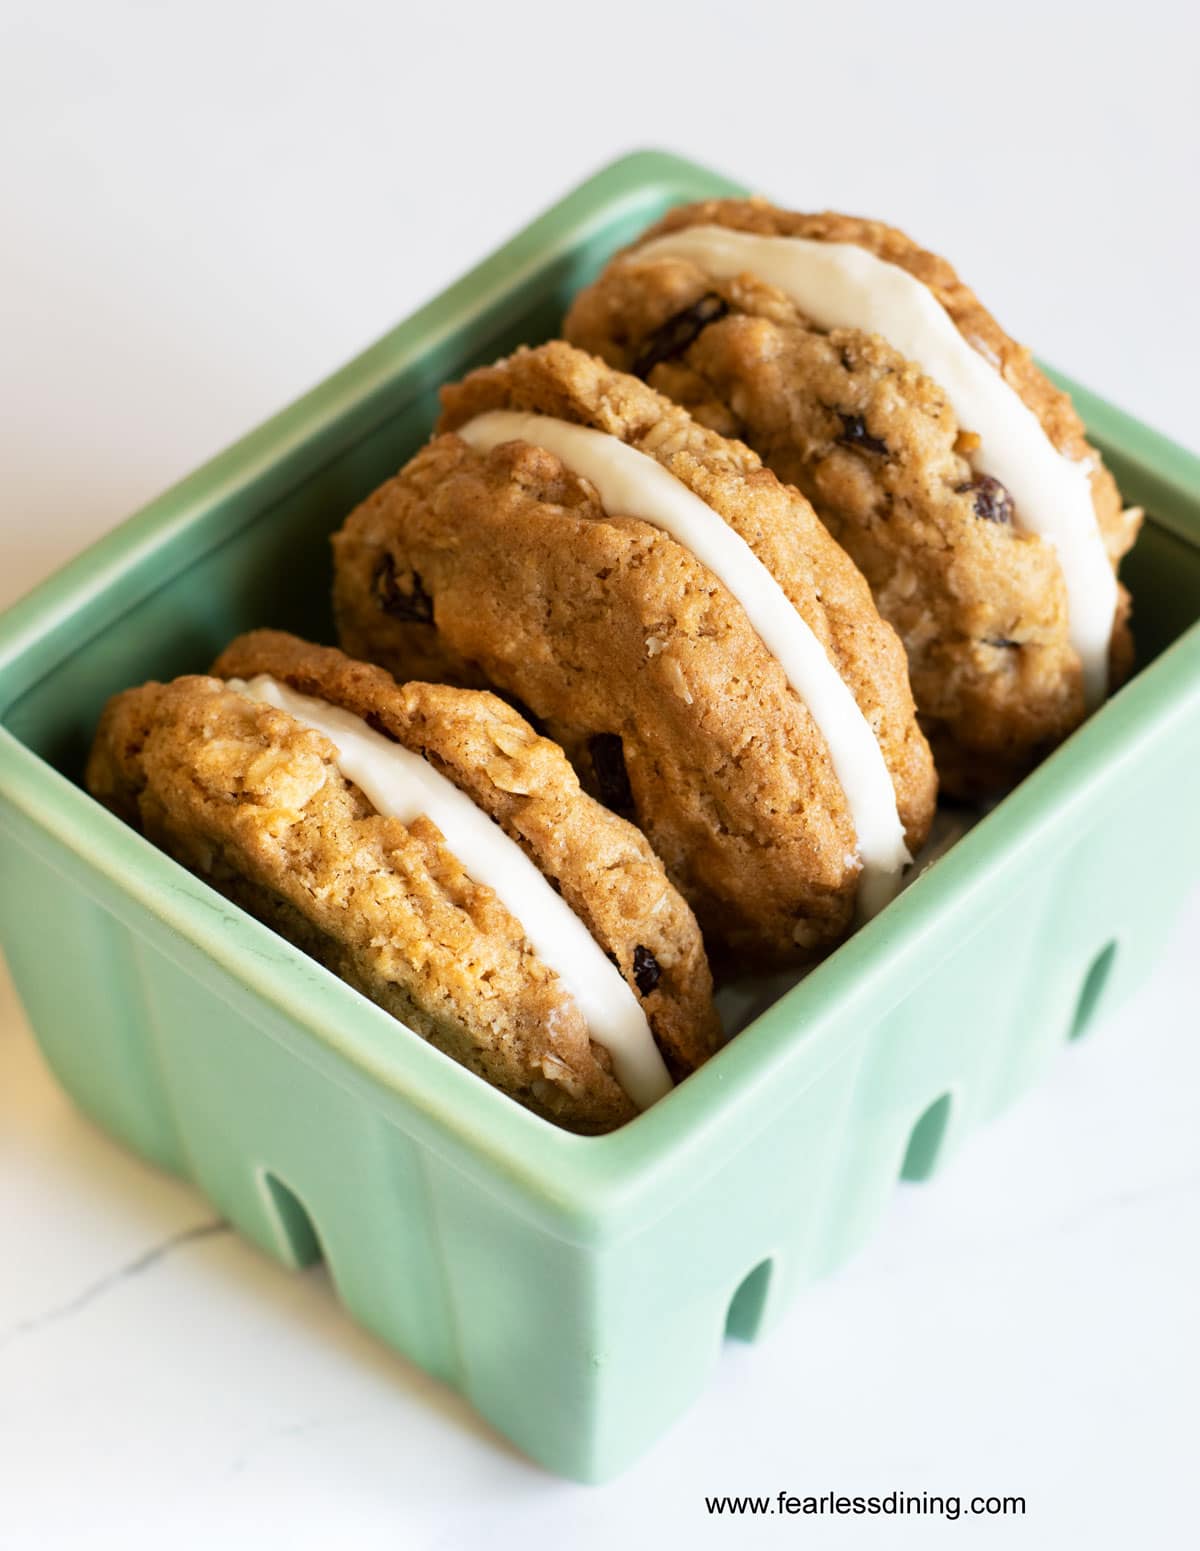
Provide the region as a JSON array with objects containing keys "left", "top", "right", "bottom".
[{"left": 86, "top": 197, "right": 1141, "bottom": 1132}]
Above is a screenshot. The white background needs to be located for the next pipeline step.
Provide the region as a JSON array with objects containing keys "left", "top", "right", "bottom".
[{"left": 2, "top": 2, "right": 1198, "bottom": 1546}]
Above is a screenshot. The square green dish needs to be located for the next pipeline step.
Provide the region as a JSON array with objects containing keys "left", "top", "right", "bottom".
[{"left": 1, "top": 151, "right": 1198, "bottom": 1483}]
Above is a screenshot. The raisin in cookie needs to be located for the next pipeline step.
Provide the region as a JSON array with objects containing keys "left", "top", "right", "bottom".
[
  {"left": 565, "top": 198, "right": 1142, "bottom": 795},
  {"left": 333, "top": 342, "right": 937, "bottom": 964},
  {"left": 85, "top": 631, "right": 720, "bottom": 1133}
]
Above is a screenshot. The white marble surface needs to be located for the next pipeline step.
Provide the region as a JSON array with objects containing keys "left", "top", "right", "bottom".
[{"left": 2, "top": 2, "right": 1198, "bottom": 1545}]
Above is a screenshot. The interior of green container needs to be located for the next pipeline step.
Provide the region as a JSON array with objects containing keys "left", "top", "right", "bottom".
[{"left": 3, "top": 187, "right": 1200, "bottom": 793}]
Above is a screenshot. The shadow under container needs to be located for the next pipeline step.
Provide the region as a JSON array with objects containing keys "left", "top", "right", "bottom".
[{"left": 1, "top": 152, "right": 1198, "bottom": 1482}]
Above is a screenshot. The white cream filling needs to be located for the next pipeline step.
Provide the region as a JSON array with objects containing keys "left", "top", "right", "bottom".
[
  {"left": 632, "top": 226, "right": 1118, "bottom": 709},
  {"left": 457, "top": 410, "right": 911, "bottom": 911},
  {"left": 229, "top": 674, "right": 672, "bottom": 1111}
]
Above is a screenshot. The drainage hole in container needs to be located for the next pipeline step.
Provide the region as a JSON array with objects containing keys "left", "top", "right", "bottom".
[
  {"left": 1069, "top": 941, "right": 1119, "bottom": 1043},
  {"left": 725, "top": 1259, "right": 773, "bottom": 1343},
  {"left": 900, "top": 1093, "right": 954, "bottom": 1183},
  {"left": 261, "top": 1171, "right": 323, "bottom": 1268}
]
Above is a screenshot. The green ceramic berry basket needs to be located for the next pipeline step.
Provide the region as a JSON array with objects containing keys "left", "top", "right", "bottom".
[{"left": 1, "top": 151, "right": 1198, "bottom": 1483}]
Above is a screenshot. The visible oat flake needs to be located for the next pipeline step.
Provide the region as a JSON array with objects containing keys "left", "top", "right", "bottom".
[
  {"left": 490, "top": 723, "right": 533, "bottom": 759},
  {"left": 661, "top": 655, "right": 693, "bottom": 705},
  {"left": 487, "top": 759, "right": 534, "bottom": 796}
]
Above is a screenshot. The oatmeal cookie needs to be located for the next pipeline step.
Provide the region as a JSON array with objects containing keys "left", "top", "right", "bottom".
[
  {"left": 565, "top": 198, "right": 1141, "bottom": 794},
  {"left": 85, "top": 631, "right": 719, "bottom": 1133},
  {"left": 332, "top": 342, "right": 936, "bottom": 964}
]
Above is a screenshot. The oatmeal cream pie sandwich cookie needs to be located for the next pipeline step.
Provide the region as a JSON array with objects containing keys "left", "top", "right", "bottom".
[
  {"left": 332, "top": 342, "right": 937, "bottom": 964},
  {"left": 565, "top": 199, "right": 1143, "bottom": 794},
  {"left": 85, "top": 631, "right": 720, "bottom": 1134}
]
